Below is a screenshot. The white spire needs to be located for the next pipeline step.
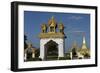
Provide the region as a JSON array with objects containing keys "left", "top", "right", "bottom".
[
  {"left": 83, "top": 36, "right": 86, "bottom": 44},
  {"left": 81, "top": 36, "right": 87, "bottom": 49}
]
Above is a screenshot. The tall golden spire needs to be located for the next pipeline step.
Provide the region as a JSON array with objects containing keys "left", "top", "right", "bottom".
[
  {"left": 48, "top": 16, "right": 57, "bottom": 33},
  {"left": 48, "top": 16, "right": 57, "bottom": 27}
]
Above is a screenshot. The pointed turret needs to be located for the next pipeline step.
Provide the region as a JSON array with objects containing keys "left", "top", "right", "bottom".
[
  {"left": 48, "top": 16, "right": 57, "bottom": 27},
  {"left": 48, "top": 16, "right": 57, "bottom": 33}
]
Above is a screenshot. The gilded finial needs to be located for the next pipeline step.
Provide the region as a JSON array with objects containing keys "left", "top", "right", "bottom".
[
  {"left": 51, "top": 16, "right": 54, "bottom": 20},
  {"left": 48, "top": 16, "right": 56, "bottom": 26}
]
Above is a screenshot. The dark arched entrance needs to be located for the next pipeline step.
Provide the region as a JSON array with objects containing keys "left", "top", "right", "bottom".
[{"left": 44, "top": 40, "right": 58, "bottom": 60}]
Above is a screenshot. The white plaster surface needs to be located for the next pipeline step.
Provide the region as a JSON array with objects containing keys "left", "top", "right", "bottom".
[{"left": 40, "top": 38, "right": 65, "bottom": 60}]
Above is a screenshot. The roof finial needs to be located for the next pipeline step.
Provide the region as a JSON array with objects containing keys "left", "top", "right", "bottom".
[
  {"left": 51, "top": 16, "right": 54, "bottom": 20},
  {"left": 83, "top": 35, "right": 86, "bottom": 44}
]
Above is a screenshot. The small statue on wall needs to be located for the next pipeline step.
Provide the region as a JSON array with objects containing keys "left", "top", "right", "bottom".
[
  {"left": 58, "top": 23, "right": 64, "bottom": 33},
  {"left": 41, "top": 24, "right": 47, "bottom": 33}
]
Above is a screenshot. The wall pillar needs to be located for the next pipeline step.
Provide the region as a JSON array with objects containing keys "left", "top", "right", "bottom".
[
  {"left": 58, "top": 39, "right": 64, "bottom": 57},
  {"left": 24, "top": 53, "right": 27, "bottom": 61},
  {"left": 39, "top": 39, "right": 45, "bottom": 60}
]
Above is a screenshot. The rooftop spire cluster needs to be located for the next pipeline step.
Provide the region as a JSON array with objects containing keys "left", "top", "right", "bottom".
[{"left": 39, "top": 16, "right": 66, "bottom": 39}]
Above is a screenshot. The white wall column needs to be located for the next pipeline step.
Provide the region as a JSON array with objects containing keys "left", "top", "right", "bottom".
[
  {"left": 58, "top": 39, "right": 64, "bottom": 57},
  {"left": 39, "top": 39, "right": 45, "bottom": 60},
  {"left": 24, "top": 53, "right": 27, "bottom": 61}
]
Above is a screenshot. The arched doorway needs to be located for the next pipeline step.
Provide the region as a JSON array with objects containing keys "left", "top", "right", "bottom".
[{"left": 44, "top": 40, "right": 58, "bottom": 60}]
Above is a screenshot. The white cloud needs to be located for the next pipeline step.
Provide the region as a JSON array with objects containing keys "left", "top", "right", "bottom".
[{"left": 68, "top": 16, "right": 83, "bottom": 20}]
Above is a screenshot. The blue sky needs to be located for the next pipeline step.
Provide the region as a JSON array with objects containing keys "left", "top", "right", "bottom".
[{"left": 24, "top": 11, "right": 90, "bottom": 52}]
